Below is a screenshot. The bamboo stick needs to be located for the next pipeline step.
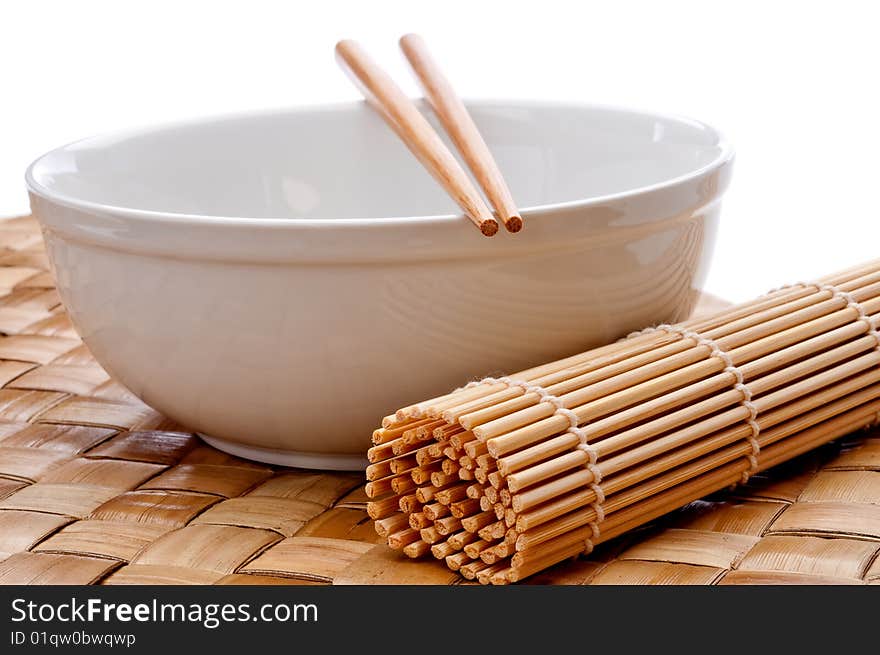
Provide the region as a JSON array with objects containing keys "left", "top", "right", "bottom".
[
  {"left": 463, "top": 539, "right": 493, "bottom": 559},
  {"left": 373, "top": 417, "right": 435, "bottom": 444},
  {"left": 431, "top": 541, "right": 459, "bottom": 559},
  {"left": 423, "top": 502, "right": 449, "bottom": 521},
  {"left": 435, "top": 516, "right": 463, "bottom": 536},
  {"left": 391, "top": 475, "right": 417, "bottom": 494},
  {"left": 419, "top": 525, "right": 443, "bottom": 544},
  {"left": 459, "top": 560, "right": 491, "bottom": 580},
  {"left": 367, "top": 496, "right": 400, "bottom": 520},
  {"left": 398, "top": 493, "right": 420, "bottom": 513},
  {"left": 374, "top": 513, "right": 408, "bottom": 538},
  {"left": 387, "top": 528, "right": 420, "bottom": 549},
  {"left": 415, "top": 485, "right": 439, "bottom": 504},
  {"left": 435, "top": 484, "right": 469, "bottom": 505},
  {"left": 409, "top": 512, "right": 431, "bottom": 530},
  {"left": 445, "top": 551, "right": 473, "bottom": 570},
  {"left": 404, "top": 540, "right": 431, "bottom": 558},
  {"left": 417, "top": 443, "right": 445, "bottom": 467},
  {"left": 448, "top": 530, "right": 478, "bottom": 550}
]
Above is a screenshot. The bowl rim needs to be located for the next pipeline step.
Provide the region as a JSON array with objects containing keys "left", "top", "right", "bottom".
[{"left": 25, "top": 99, "right": 735, "bottom": 229}]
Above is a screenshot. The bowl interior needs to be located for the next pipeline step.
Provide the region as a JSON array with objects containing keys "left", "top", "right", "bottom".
[{"left": 29, "top": 102, "right": 727, "bottom": 220}]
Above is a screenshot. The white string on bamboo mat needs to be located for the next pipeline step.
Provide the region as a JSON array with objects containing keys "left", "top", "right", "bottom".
[
  {"left": 625, "top": 279, "right": 880, "bottom": 482},
  {"left": 626, "top": 324, "right": 760, "bottom": 483},
  {"left": 773, "top": 281, "right": 880, "bottom": 349},
  {"left": 769, "top": 281, "right": 880, "bottom": 435},
  {"left": 460, "top": 375, "right": 605, "bottom": 552}
]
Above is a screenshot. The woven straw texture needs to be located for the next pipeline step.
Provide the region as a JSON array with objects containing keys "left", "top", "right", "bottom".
[{"left": 0, "top": 215, "right": 878, "bottom": 585}]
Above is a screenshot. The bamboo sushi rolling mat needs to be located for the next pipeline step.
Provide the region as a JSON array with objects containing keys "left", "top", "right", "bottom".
[{"left": 0, "top": 215, "right": 878, "bottom": 585}]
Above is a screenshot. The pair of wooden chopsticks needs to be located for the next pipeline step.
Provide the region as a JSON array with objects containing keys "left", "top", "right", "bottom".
[{"left": 335, "top": 34, "right": 522, "bottom": 237}]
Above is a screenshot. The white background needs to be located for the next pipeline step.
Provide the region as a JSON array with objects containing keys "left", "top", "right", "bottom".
[{"left": 2, "top": 0, "right": 878, "bottom": 302}]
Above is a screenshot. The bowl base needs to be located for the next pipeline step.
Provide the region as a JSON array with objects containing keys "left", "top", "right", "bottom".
[{"left": 197, "top": 433, "right": 368, "bottom": 471}]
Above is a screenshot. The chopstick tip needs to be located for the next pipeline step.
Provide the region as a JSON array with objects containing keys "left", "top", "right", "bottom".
[
  {"left": 480, "top": 220, "right": 500, "bottom": 237},
  {"left": 505, "top": 216, "right": 523, "bottom": 233}
]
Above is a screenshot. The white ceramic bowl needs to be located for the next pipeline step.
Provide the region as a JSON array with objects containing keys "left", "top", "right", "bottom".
[{"left": 26, "top": 101, "right": 733, "bottom": 470}]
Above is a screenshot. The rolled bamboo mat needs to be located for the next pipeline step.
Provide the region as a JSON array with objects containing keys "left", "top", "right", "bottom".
[
  {"left": 366, "top": 258, "right": 880, "bottom": 584},
  {"left": 1, "top": 214, "right": 879, "bottom": 586}
]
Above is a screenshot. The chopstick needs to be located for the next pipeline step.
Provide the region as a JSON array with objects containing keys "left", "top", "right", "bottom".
[
  {"left": 399, "top": 34, "right": 522, "bottom": 233},
  {"left": 335, "top": 39, "right": 499, "bottom": 237}
]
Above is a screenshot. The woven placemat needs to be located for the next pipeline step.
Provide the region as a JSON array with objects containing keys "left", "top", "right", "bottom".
[{"left": 0, "top": 214, "right": 877, "bottom": 585}]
